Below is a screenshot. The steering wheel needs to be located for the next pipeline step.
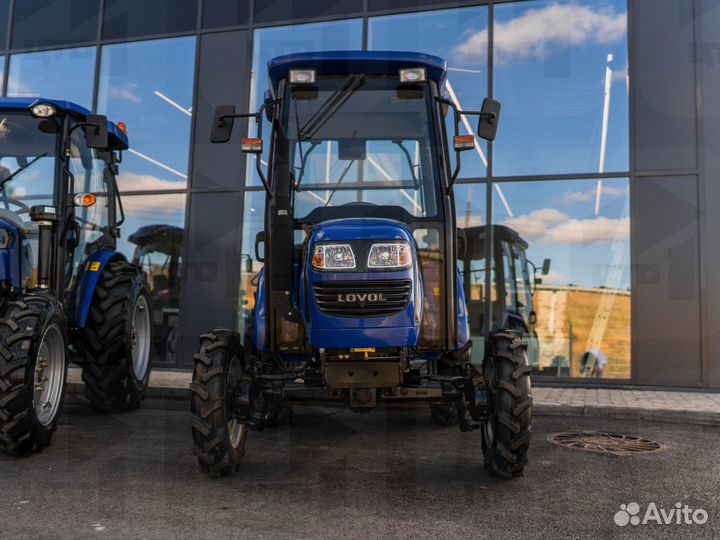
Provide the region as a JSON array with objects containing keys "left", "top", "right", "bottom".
[{"left": 0, "top": 197, "right": 32, "bottom": 215}]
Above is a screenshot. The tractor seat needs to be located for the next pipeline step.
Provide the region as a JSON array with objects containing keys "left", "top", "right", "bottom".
[{"left": 0, "top": 209, "right": 37, "bottom": 236}]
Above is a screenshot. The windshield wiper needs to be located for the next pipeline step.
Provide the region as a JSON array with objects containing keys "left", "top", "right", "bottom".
[
  {"left": 0, "top": 153, "right": 48, "bottom": 191},
  {"left": 324, "top": 159, "right": 356, "bottom": 207},
  {"left": 298, "top": 74, "right": 365, "bottom": 141}
]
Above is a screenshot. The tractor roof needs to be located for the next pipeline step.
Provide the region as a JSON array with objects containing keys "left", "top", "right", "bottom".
[
  {"left": 268, "top": 50, "right": 447, "bottom": 90},
  {"left": 0, "top": 97, "right": 129, "bottom": 150},
  {"left": 463, "top": 224, "right": 529, "bottom": 250}
]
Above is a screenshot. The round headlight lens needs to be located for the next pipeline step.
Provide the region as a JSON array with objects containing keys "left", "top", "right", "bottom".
[{"left": 31, "top": 103, "right": 57, "bottom": 118}]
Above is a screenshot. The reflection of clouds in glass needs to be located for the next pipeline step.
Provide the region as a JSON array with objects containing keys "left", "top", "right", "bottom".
[
  {"left": 503, "top": 208, "right": 628, "bottom": 245},
  {"left": 117, "top": 172, "right": 185, "bottom": 216},
  {"left": 6, "top": 76, "right": 33, "bottom": 97},
  {"left": 561, "top": 184, "right": 627, "bottom": 204},
  {"left": 456, "top": 2, "right": 626, "bottom": 63},
  {"left": 109, "top": 83, "right": 141, "bottom": 103}
]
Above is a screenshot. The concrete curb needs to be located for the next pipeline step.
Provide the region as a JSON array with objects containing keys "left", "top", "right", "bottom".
[{"left": 65, "top": 371, "right": 720, "bottom": 426}]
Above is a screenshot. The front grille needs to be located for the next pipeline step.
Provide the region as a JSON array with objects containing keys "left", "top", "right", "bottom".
[{"left": 313, "top": 280, "right": 412, "bottom": 318}]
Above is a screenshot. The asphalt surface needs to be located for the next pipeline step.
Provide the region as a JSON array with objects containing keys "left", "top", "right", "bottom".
[{"left": 1, "top": 404, "right": 718, "bottom": 540}]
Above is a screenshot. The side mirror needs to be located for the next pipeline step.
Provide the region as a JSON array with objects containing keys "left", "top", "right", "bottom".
[
  {"left": 210, "top": 105, "right": 236, "bottom": 143},
  {"left": 85, "top": 115, "right": 109, "bottom": 149},
  {"left": 542, "top": 258, "right": 551, "bottom": 275},
  {"left": 255, "top": 231, "right": 265, "bottom": 263},
  {"left": 528, "top": 310, "right": 537, "bottom": 325},
  {"left": 477, "top": 98, "right": 501, "bottom": 142}
]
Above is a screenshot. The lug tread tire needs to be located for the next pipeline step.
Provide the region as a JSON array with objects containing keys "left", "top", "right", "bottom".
[
  {"left": 0, "top": 293, "right": 67, "bottom": 456},
  {"left": 190, "top": 329, "right": 246, "bottom": 477},
  {"left": 76, "top": 260, "right": 152, "bottom": 413},
  {"left": 483, "top": 329, "right": 532, "bottom": 479}
]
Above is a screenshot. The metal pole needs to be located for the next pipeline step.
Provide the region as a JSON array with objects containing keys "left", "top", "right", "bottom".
[{"left": 595, "top": 53, "right": 614, "bottom": 215}]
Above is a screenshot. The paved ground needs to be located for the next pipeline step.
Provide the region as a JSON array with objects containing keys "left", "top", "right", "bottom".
[
  {"left": 67, "top": 367, "right": 720, "bottom": 425},
  {"left": 1, "top": 404, "right": 719, "bottom": 540}
]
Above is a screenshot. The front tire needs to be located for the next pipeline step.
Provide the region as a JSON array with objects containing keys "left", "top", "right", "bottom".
[
  {"left": 0, "top": 293, "right": 67, "bottom": 456},
  {"left": 76, "top": 259, "right": 152, "bottom": 413},
  {"left": 190, "top": 330, "right": 247, "bottom": 477},
  {"left": 481, "top": 330, "right": 532, "bottom": 478}
]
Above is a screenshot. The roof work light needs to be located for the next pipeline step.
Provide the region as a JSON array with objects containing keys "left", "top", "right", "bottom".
[
  {"left": 399, "top": 68, "right": 426, "bottom": 84},
  {"left": 289, "top": 69, "right": 316, "bottom": 85}
]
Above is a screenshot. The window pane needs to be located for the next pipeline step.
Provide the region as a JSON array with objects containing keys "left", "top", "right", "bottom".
[
  {"left": 8, "top": 46, "right": 96, "bottom": 109},
  {"left": 0, "top": 0, "right": 9, "bottom": 49},
  {"left": 238, "top": 190, "right": 264, "bottom": 339},
  {"left": 103, "top": 0, "right": 198, "bottom": 40},
  {"left": 253, "top": 0, "right": 362, "bottom": 24},
  {"left": 369, "top": 7, "right": 489, "bottom": 179},
  {"left": 492, "top": 178, "right": 631, "bottom": 379},
  {"left": 202, "top": 0, "right": 250, "bottom": 28},
  {"left": 247, "top": 19, "right": 363, "bottom": 187},
  {"left": 488, "top": 0, "right": 629, "bottom": 176},
  {"left": 97, "top": 37, "right": 196, "bottom": 191},
  {"left": 454, "top": 183, "right": 487, "bottom": 364},
  {"left": 12, "top": 0, "right": 98, "bottom": 50},
  {"left": 117, "top": 193, "right": 186, "bottom": 366}
]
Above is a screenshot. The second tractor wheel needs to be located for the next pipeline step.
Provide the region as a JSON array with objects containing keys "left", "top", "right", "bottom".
[
  {"left": 481, "top": 329, "right": 533, "bottom": 478},
  {"left": 77, "top": 259, "right": 152, "bottom": 413},
  {"left": 190, "top": 330, "right": 248, "bottom": 477},
  {"left": 0, "top": 293, "right": 67, "bottom": 456}
]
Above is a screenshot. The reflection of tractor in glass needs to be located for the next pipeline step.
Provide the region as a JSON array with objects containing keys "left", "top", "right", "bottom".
[
  {"left": 191, "top": 51, "right": 533, "bottom": 479},
  {"left": 129, "top": 224, "right": 182, "bottom": 363},
  {"left": 0, "top": 98, "right": 153, "bottom": 456},
  {"left": 458, "top": 225, "right": 550, "bottom": 367}
]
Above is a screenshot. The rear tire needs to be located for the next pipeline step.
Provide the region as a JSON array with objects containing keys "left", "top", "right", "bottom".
[
  {"left": 76, "top": 259, "right": 152, "bottom": 413},
  {"left": 0, "top": 293, "right": 67, "bottom": 456},
  {"left": 481, "top": 330, "right": 532, "bottom": 478},
  {"left": 191, "top": 330, "right": 247, "bottom": 477}
]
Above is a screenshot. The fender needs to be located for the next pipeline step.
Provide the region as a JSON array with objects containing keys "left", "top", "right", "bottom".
[{"left": 75, "top": 248, "right": 126, "bottom": 328}]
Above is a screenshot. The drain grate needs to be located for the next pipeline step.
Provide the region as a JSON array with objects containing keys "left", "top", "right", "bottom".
[{"left": 548, "top": 432, "right": 663, "bottom": 456}]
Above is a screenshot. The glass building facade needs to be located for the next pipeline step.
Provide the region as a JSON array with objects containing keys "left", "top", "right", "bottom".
[{"left": 0, "top": 0, "right": 716, "bottom": 389}]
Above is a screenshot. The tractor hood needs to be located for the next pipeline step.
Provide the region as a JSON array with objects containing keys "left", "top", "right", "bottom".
[
  {"left": 308, "top": 217, "right": 413, "bottom": 244},
  {"left": 301, "top": 217, "right": 423, "bottom": 349}
]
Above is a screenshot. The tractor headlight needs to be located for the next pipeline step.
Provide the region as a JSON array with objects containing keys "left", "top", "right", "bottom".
[
  {"left": 31, "top": 103, "right": 57, "bottom": 118},
  {"left": 399, "top": 67, "right": 426, "bottom": 84},
  {"left": 312, "top": 244, "right": 355, "bottom": 270},
  {"left": 367, "top": 242, "right": 412, "bottom": 269},
  {"left": 289, "top": 69, "right": 316, "bottom": 85},
  {"left": 0, "top": 228, "right": 13, "bottom": 249}
]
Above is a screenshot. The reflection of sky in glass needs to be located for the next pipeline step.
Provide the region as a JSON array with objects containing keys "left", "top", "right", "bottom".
[
  {"left": 492, "top": 178, "right": 630, "bottom": 290},
  {"left": 7, "top": 47, "right": 96, "bottom": 109},
  {"left": 248, "top": 19, "right": 363, "bottom": 186},
  {"left": 491, "top": 0, "right": 629, "bottom": 176},
  {"left": 368, "top": 7, "right": 489, "bottom": 178},
  {"left": 97, "top": 37, "right": 196, "bottom": 191}
]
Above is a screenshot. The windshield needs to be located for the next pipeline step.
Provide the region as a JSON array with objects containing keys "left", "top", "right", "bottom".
[
  {"left": 0, "top": 113, "right": 58, "bottom": 213},
  {"left": 283, "top": 77, "right": 440, "bottom": 220}
]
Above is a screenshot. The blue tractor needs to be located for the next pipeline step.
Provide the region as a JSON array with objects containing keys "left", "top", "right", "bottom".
[
  {"left": 0, "top": 98, "right": 153, "bottom": 455},
  {"left": 191, "top": 52, "right": 532, "bottom": 478}
]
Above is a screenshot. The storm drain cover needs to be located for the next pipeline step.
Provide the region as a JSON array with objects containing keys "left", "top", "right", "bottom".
[{"left": 548, "top": 432, "right": 663, "bottom": 456}]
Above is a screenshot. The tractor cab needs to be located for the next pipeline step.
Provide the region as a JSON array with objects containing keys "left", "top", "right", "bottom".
[{"left": 194, "top": 51, "right": 533, "bottom": 479}]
